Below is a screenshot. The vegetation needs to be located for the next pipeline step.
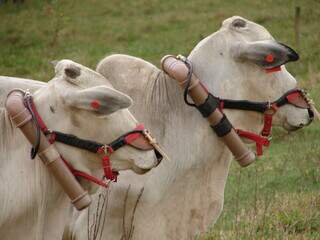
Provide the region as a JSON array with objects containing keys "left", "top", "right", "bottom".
[{"left": 1, "top": 0, "right": 319, "bottom": 239}]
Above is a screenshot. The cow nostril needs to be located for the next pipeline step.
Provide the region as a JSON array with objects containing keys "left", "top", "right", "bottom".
[
  {"left": 299, "top": 123, "right": 304, "bottom": 127},
  {"left": 154, "top": 149, "right": 163, "bottom": 165},
  {"left": 308, "top": 109, "right": 314, "bottom": 122}
]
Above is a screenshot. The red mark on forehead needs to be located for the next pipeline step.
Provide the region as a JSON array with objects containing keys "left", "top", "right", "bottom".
[
  {"left": 265, "top": 54, "right": 274, "bottom": 63},
  {"left": 91, "top": 100, "right": 101, "bottom": 109}
]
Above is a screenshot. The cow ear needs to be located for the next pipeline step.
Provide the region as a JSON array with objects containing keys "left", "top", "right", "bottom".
[
  {"left": 63, "top": 86, "right": 133, "bottom": 115},
  {"left": 231, "top": 40, "right": 299, "bottom": 69},
  {"left": 64, "top": 65, "right": 81, "bottom": 79},
  {"left": 53, "top": 59, "right": 82, "bottom": 83}
]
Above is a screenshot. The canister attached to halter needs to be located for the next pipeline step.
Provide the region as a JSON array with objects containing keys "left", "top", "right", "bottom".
[
  {"left": 161, "top": 55, "right": 256, "bottom": 167},
  {"left": 5, "top": 90, "right": 91, "bottom": 210}
]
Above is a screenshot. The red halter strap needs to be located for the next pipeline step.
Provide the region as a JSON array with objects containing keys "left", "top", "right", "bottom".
[
  {"left": 96, "top": 145, "right": 118, "bottom": 182},
  {"left": 61, "top": 156, "right": 110, "bottom": 187},
  {"left": 211, "top": 88, "right": 311, "bottom": 156},
  {"left": 261, "top": 113, "right": 273, "bottom": 137},
  {"left": 261, "top": 103, "right": 278, "bottom": 137},
  {"left": 27, "top": 99, "right": 160, "bottom": 187},
  {"left": 124, "top": 124, "right": 145, "bottom": 143},
  {"left": 218, "top": 101, "right": 272, "bottom": 155},
  {"left": 236, "top": 129, "right": 270, "bottom": 156},
  {"left": 261, "top": 89, "right": 311, "bottom": 137},
  {"left": 178, "top": 55, "right": 312, "bottom": 158},
  {"left": 29, "top": 99, "right": 115, "bottom": 186}
]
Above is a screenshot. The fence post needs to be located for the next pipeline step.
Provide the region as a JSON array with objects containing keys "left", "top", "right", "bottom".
[{"left": 294, "top": 6, "right": 301, "bottom": 50}]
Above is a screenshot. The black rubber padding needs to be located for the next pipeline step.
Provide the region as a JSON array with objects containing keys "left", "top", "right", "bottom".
[
  {"left": 222, "top": 99, "right": 269, "bottom": 113},
  {"left": 196, "top": 94, "right": 220, "bottom": 118},
  {"left": 211, "top": 114, "right": 233, "bottom": 137},
  {"left": 54, "top": 131, "right": 103, "bottom": 153}
]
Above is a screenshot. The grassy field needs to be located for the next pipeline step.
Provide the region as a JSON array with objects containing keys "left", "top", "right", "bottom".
[{"left": 1, "top": 0, "right": 319, "bottom": 239}]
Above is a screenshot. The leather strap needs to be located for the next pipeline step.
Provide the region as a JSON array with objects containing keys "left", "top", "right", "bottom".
[
  {"left": 196, "top": 94, "right": 220, "bottom": 118},
  {"left": 211, "top": 114, "right": 233, "bottom": 137}
]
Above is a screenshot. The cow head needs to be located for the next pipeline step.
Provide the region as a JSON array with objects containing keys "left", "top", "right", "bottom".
[
  {"left": 189, "top": 16, "right": 313, "bottom": 133},
  {"left": 32, "top": 60, "right": 160, "bottom": 183}
]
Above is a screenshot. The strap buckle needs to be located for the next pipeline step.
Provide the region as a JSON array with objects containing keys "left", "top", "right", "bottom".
[
  {"left": 176, "top": 54, "right": 187, "bottom": 62},
  {"left": 142, "top": 129, "right": 157, "bottom": 145},
  {"left": 266, "top": 101, "right": 278, "bottom": 114},
  {"left": 100, "top": 145, "right": 113, "bottom": 156}
]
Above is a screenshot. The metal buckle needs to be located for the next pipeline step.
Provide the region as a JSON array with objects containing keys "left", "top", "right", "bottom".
[
  {"left": 142, "top": 129, "right": 157, "bottom": 145},
  {"left": 176, "top": 54, "right": 187, "bottom": 62},
  {"left": 142, "top": 129, "right": 170, "bottom": 161},
  {"left": 101, "top": 145, "right": 113, "bottom": 156},
  {"left": 267, "top": 101, "right": 271, "bottom": 110},
  {"left": 266, "top": 101, "right": 277, "bottom": 114}
]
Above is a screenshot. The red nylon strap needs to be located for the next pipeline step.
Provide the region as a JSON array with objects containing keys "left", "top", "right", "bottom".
[
  {"left": 236, "top": 129, "right": 270, "bottom": 156},
  {"left": 30, "top": 100, "right": 49, "bottom": 133},
  {"left": 102, "top": 155, "right": 118, "bottom": 182},
  {"left": 284, "top": 91, "right": 310, "bottom": 109},
  {"left": 266, "top": 66, "right": 281, "bottom": 73},
  {"left": 31, "top": 100, "right": 115, "bottom": 187},
  {"left": 61, "top": 157, "right": 109, "bottom": 187},
  {"left": 261, "top": 114, "right": 273, "bottom": 137},
  {"left": 97, "top": 146, "right": 118, "bottom": 182},
  {"left": 286, "top": 92, "right": 301, "bottom": 102},
  {"left": 261, "top": 103, "right": 278, "bottom": 137},
  {"left": 124, "top": 124, "right": 145, "bottom": 144}
]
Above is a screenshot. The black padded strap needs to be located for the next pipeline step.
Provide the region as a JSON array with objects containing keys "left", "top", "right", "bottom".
[
  {"left": 53, "top": 131, "right": 103, "bottom": 153},
  {"left": 109, "top": 136, "right": 126, "bottom": 151},
  {"left": 210, "top": 114, "right": 233, "bottom": 137},
  {"left": 52, "top": 129, "right": 145, "bottom": 153},
  {"left": 222, "top": 99, "right": 269, "bottom": 113},
  {"left": 196, "top": 94, "right": 220, "bottom": 118}
]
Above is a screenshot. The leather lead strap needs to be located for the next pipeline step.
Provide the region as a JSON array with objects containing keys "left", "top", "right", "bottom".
[
  {"left": 196, "top": 94, "right": 220, "bottom": 118},
  {"left": 211, "top": 114, "right": 233, "bottom": 137}
]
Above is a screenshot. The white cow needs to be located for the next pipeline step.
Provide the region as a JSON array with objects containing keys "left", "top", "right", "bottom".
[
  {"left": 0, "top": 59, "right": 160, "bottom": 240},
  {"left": 71, "top": 16, "right": 311, "bottom": 240},
  {"left": 0, "top": 16, "right": 313, "bottom": 240}
]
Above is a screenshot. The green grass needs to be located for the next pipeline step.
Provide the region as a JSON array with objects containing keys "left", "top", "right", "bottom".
[
  {"left": 200, "top": 125, "right": 320, "bottom": 239},
  {"left": 1, "top": 1, "right": 319, "bottom": 239}
]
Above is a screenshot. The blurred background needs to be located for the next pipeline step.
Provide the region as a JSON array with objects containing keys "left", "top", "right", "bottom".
[{"left": 0, "top": 0, "right": 319, "bottom": 239}]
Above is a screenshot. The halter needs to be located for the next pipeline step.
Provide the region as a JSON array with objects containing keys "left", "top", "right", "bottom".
[
  {"left": 23, "top": 92, "right": 164, "bottom": 187},
  {"left": 178, "top": 55, "right": 314, "bottom": 156}
]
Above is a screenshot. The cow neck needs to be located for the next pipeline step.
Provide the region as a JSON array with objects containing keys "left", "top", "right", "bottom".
[
  {"left": 143, "top": 70, "right": 186, "bottom": 127},
  {"left": 137, "top": 67, "right": 228, "bottom": 186}
]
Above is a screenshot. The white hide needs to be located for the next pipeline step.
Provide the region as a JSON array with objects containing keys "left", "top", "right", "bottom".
[
  {"left": 73, "top": 16, "right": 311, "bottom": 240},
  {"left": 0, "top": 16, "right": 312, "bottom": 240},
  {"left": 0, "top": 60, "right": 159, "bottom": 240}
]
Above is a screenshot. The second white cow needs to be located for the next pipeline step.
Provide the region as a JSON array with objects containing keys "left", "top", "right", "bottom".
[
  {"left": 0, "top": 60, "right": 160, "bottom": 240},
  {"left": 80, "top": 16, "right": 312, "bottom": 240}
]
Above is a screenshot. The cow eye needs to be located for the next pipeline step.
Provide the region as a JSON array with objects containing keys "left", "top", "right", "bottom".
[{"left": 232, "top": 19, "right": 246, "bottom": 28}]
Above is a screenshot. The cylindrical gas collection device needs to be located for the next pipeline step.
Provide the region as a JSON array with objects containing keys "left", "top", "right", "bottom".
[
  {"left": 161, "top": 55, "right": 256, "bottom": 167},
  {"left": 5, "top": 90, "right": 91, "bottom": 210}
]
